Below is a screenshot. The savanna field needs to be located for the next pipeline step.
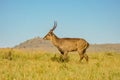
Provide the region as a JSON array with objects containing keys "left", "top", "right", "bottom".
[{"left": 0, "top": 48, "right": 120, "bottom": 80}]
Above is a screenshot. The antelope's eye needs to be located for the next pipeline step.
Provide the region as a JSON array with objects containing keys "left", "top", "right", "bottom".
[{"left": 48, "top": 33, "right": 51, "bottom": 36}]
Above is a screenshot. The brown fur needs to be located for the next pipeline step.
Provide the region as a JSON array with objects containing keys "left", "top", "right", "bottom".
[{"left": 43, "top": 22, "right": 89, "bottom": 62}]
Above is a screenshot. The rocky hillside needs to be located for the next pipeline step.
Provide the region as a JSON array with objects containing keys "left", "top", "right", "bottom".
[
  {"left": 15, "top": 37, "right": 58, "bottom": 52},
  {"left": 15, "top": 37, "right": 120, "bottom": 53}
]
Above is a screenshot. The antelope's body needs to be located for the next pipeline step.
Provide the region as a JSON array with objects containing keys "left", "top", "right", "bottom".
[{"left": 44, "top": 22, "right": 89, "bottom": 62}]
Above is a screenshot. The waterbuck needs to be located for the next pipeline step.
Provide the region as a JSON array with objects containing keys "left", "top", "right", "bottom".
[{"left": 43, "top": 22, "right": 89, "bottom": 62}]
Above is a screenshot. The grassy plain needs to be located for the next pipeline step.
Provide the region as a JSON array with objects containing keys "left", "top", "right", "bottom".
[{"left": 0, "top": 48, "right": 120, "bottom": 80}]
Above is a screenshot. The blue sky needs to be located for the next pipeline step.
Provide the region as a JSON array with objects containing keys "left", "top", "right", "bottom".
[{"left": 0, "top": 0, "right": 120, "bottom": 47}]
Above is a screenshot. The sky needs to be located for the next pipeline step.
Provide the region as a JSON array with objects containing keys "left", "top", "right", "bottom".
[{"left": 0, "top": 0, "right": 120, "bottom": 47}]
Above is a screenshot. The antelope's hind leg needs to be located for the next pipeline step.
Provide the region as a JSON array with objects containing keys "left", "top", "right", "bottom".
[
  {"left": 78, "top": 50, "right": 84, "bottom": 62},
  {"left": 78, "top": 49, "right": 88, "bottom": 63},
  {"left": 84, "top": 53, "right": 89, "bottom": 62},
  {"left": 78, "top": 49, "right": 87, "bottom": 62}
]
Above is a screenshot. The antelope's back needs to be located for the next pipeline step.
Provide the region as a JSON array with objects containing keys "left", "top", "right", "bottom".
[{"left": 59, "top": 38, "right": 88, "bottom": 46}]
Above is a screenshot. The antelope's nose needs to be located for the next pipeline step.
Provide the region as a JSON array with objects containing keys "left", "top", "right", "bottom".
[{"left": 43, "top": 37, "right": 46, "bottom": 40}]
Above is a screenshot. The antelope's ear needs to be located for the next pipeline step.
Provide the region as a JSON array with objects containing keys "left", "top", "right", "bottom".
[{"left": 50, "top": 21, "right": 57, "bottom": 32}]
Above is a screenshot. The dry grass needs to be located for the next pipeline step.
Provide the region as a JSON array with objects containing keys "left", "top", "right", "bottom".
[{"left": 0, "top": 48, "right": 120, "bottom": 80}]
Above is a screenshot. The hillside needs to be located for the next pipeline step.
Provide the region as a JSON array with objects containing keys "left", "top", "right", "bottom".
[
  {"left": 15, "top": 37, "right": 58, "bottom": 53},
  {"left": 14, "top": 37, "right": 120, "bottom": 53}
]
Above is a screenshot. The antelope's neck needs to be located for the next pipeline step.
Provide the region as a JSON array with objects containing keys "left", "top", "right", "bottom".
[{"left": 51, "top": 34, "right": 59, "bottom": 46}]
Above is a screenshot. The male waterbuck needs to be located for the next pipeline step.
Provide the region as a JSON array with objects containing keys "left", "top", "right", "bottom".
[{"left": 43, "top": 22, "right": 89, "bottom": 62}]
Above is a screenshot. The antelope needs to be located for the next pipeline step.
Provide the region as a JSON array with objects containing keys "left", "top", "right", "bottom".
[{"left": 43, "top": 22, "right": 89, "bottom": 62}]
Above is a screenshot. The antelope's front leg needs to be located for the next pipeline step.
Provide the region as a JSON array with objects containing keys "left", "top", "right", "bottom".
[{"left": 63, "top": 52, "right": 68, "bottom": 60}]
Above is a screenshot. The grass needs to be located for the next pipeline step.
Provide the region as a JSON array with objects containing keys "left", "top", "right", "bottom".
[{"left": 0, "top": 48, "right": 120, "bottom": 80}]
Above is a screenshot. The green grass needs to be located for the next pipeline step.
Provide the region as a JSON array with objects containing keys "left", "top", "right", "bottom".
[{"left": 0, "top": 49, "right": 120, "bottom": 80}]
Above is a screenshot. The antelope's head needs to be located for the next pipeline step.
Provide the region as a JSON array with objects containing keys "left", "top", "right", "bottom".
[{"left": 43, "top": 21, "right": 57, "bottom": 40}]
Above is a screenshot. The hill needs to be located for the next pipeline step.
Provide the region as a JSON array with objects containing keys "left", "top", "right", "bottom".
[
  {"left": 15, "top": 37, "right": 58, "bottom": 53},
  {"left": 14, "top": 37, "right": 120, "bottom": 53}
]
